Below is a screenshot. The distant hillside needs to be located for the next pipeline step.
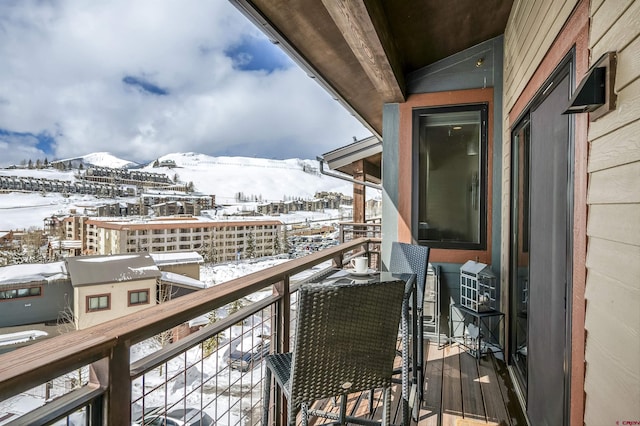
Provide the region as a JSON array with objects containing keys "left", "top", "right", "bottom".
[
  {"left": 54, "top": 152, "right": 139, "bottom": 169},
  {"left": 0, "top": 151, "right": 376, "bottom": 230},
  {"left": 144, "top": 152, "right": 353, "bottom": 204}
]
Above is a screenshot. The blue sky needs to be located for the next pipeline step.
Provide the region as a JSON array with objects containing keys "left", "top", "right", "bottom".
[{"left": 0, "top": 0, "right": 370, "bottom": 167}]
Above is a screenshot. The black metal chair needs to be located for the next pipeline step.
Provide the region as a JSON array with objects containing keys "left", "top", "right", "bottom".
[
  {"left": 389, "top": 242, "right": 431, "bottom": 405},
  {"left": 262, "top": 278, "right": 406, "bottom": 426}
]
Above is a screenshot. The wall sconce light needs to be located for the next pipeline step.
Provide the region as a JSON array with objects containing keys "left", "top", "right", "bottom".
[{"left": 563, "top": 52, "right": 617, "bottom": 121}]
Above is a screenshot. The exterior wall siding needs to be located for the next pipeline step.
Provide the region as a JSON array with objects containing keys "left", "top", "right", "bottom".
[
  {"left": 0, "top": 280, "right": 73, "bottom": 328},
  {"left": 502, "top": 1, "right": 589, "bottom": 424},
  {"left": 503, "top": 0, "right": 579, "bottom": 112},
  {"left": 74, "top": 279, "right": 156, "bottom": 330},
  {"left": 158, "top": 264, "right": 200, "bottom": 280},
  {"left": 584, "top": 0, "right": 640, "bottom": 424}
]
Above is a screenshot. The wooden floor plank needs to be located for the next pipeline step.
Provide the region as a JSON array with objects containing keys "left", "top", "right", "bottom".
[
  {"left": 478, "top": 356, "right": 510, "bottom": 426},
  {"left": 294, "top": 340, "right": 527, "bottom": 426},
  {"left": 459, "top": 351, "right": 487, "bottom": 422},
  {"left": 419, "top": 341, "right": 443, "bottom": 426},
  {"left": 490, "top": 355, "right": 528, "bottom": 426},
  {"left": 441, "top": 345, "right": 464, "bottom": 426}
]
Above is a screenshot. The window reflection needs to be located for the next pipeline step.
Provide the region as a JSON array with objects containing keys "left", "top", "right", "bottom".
[{"left": 415, "top": 105, "right": 487, "bottom": 249}]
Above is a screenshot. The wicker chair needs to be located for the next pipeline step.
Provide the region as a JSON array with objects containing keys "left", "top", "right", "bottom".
[
  {"left": 262, "top": 278, "right": 406, "bottom": 426},
  {"left": 389, "top": 242, "right": 431, "bottom": 404}
]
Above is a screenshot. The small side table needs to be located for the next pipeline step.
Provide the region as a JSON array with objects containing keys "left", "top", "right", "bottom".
[{"left": 449, "top": 304, "right": 505, "bottom": 359}]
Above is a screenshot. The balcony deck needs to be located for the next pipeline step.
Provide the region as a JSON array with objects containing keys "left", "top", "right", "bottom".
[
  {"left": 304, "top": 341, "right": 526, "bottom": 426},
  {"left": 0, "top": 236, "right": 527, "bottom": 425}
]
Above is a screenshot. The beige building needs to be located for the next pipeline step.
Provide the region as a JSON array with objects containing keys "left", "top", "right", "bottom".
[
  {"left": 150, "top": 251, "right": 203, "bottom": 280},
  {"left": 66, "top": 254, "right": 160, "bottom": 330},
  {"left": 82, "top": 216, "right": 282, "bottom": 261}
]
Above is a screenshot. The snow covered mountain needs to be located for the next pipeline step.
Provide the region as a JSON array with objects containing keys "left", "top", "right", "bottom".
[
  {"left": 145, "top": 152, "right": 351, "bottom": 203},
  {"left": 55, "top": 152, "right": 139, "bottom": 169},
  {"left": 0, "top": 152, "right": 372, "bottom": 229}
]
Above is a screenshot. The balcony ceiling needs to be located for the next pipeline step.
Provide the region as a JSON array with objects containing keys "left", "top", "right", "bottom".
[{"left": 233, "top": 0, "right": 514, "bottom": 137}]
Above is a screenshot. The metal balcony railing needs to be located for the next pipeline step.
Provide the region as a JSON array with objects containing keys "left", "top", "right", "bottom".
[{"left": 0, "top": 237, "right": 377, "bottom": 425}]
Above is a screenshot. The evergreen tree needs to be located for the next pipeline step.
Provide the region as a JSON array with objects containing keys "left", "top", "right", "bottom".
[
  {"left": 273, "top": 230, "right": 281, "bottom": 255},
  {"left": 281, "top": 226, "right": 291, "bottom": 253},
  {"left": 36, "top": 159, "right": 42, "bottom": 169},
  {"left": 245, "top": 231, "right": 255, "bottom": 259},
  {"left": 44, "top": 158, "right": 49, "bottom": 167},
  {"left": 28, "top": 159, "right": 33, "bottom": 169}
]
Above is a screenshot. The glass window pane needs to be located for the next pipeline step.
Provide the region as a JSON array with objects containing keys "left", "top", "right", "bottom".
[
  {"left": 416, "top": 106, "right": 486, "bottom": 249},
  {"left": 89, "top": 297, "right": 99, "bottom": 309},
  {"left": 99, "top": 296, "right": 108, "bottom": 308},
  {"left": 17, "top": 288, "right": 30, "bottom": 297},
  {"left": 138, "top": 291, "right": 147, "bottom": 303}
]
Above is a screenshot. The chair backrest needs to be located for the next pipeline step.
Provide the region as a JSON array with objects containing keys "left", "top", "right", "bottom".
[
  {"left": 288, "top": 279, "right": 406, "bottom": 415},
  {"left": 389, "top": 242, "right": 431, "bottom": 306}
]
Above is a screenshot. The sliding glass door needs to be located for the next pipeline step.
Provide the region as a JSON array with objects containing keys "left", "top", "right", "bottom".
[{"left": 510, "top": 61, "right": 572, "bottom": 426}]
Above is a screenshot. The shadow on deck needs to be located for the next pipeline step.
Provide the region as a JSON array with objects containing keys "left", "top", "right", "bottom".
[{"left": 302, "top": 342, "right": 527, "bottom": 426}]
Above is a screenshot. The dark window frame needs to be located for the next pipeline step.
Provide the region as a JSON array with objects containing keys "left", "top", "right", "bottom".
[
  {"left": 86, "top": 293, "right": 110, "bottom": 312},
  {"left": 0, "top": 286, "right": 43, "bottom": 301},
  {"left": 413, "top": 103, "right": 489, "bottom": 250},
  {"left": 128, "top": 289, "right": 150, "bottom": 307}
]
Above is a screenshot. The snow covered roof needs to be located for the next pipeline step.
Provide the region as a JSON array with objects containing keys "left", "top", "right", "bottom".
[
  {"left": 49, "top": 240, "right": 83, "bottom": 249},
  {"left": 150, "top": 251, "right": 204, "bottom": 266},
  {"left": 0, "top": 262, "right": 68, "bottom": 286},
  {"left": 66, "top": 253, "right": 161, "bottom": 287},
  {"left": 160, "top": 271, "right": 206, "bottom": 289}
]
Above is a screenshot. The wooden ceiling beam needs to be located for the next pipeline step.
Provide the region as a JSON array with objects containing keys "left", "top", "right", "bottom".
[{"left": 321, "top": 0, "right": 405, "bottom": 103}]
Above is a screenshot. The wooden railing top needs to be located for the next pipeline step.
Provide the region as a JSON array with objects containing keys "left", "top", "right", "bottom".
[{"left": 0, "top": 238, "right": 371, "bottom": 402}]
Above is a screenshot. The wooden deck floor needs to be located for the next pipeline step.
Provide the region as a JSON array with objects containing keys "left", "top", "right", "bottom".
[{"left": 303, "top": 342, "right": 527, "bottom": 426}]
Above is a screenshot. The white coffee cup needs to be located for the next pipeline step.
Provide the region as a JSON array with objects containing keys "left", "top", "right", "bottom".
[{"left": 350, "top": 257, "right": 368, "bottom": 273}]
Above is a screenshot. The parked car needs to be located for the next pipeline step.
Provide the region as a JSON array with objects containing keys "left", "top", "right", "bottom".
[
  {"left": 132, "top": 407, "right": 214, "bottom": 426},
  {"left": 223, "top": 335, "right": 270, "bottom": 372}
]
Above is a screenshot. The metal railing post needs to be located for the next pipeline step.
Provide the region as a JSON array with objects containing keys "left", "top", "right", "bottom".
[{"left": 273, "top": 277, "right": 291, "bottom": 425}]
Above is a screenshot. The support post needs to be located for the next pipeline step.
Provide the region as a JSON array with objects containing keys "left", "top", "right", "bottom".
[{"left": 353, "top": 160, "right": 366, "bottom": 223}]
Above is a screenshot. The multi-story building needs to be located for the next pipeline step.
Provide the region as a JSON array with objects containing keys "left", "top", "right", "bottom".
[
  {"left": 81, "top": 216, "right": 282, "bottom": 261},
  {"left": 141, "top": 192, "right": 214, "bottom": 211}
]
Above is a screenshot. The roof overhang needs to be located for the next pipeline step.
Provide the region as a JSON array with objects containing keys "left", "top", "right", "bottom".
[
  {"left": 229, "top": 0, "right": 513, "bottom": 137},
  {"left": 321, "top": 136, "right": 382, "bottom": 183}
]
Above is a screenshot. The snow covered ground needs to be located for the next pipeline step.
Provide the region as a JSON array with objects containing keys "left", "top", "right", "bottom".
[
  {"left": 0, "top": 152, "right": 363, "bottom": 423},
  {"left": 0, "top": 256, "right": 333, "bottom": 425},
  {"left": 0, "top": 151, "right": 381, "bottom": 230}
]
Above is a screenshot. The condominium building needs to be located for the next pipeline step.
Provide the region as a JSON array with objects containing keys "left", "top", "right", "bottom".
[{"left": 82, "top": 216, "right": 282, "bottom": 261}]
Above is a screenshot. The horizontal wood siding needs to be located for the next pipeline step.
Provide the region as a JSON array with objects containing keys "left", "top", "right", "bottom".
[
  {"left": 503, "top": 0, "right": 579, "bottom": 114},
  {"left": 589, "top": 77, "right": 640, "bottom": 141},
  {"left": 588, "top": 117, "right": 640, "bottom": 172},
  {"left": 590, "top": 0, "right": 640, "bottom": 61},
  {"left": 587, "top": 204, "right": 640, "bottom": 246},
  {"left": 585, "top": 0, "right": 640, "bottom": 424},
  {"left": 501, "top": 0, "right": 581, "bottom": 302}
]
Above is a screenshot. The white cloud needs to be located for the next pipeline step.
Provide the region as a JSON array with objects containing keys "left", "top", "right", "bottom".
[{"left": 0, "top": 0, "right": 370, "bottom": 166}]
